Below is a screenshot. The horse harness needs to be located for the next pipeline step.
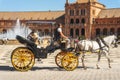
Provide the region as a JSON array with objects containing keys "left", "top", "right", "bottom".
[
  {"left": 75, "top": 37, "right": 109, "bottom": 54},
  {"left": 96, "top": 37, "right": 109, "bottom": 52}
]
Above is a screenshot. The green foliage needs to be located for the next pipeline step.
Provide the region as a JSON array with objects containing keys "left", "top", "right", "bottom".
[
  {"left": 78, "top": 36, "right": 85, "bottom": 40},
  {"left": 117, "top": 35, "right": 120, "bottom": 40}
]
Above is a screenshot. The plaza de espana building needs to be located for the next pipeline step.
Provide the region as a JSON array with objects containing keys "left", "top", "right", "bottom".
[{"left": 0, "top": 0, "right": 120, "bottom": 39}]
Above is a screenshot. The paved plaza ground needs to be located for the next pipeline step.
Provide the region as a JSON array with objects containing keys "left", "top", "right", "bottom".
[{"left": 0, "top": 44, "right": 120, "bottom": 80}]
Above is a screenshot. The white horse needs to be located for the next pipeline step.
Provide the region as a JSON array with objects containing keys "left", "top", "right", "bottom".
[{"left": 75, "top": 35, "right": 118, "bottom": 69}]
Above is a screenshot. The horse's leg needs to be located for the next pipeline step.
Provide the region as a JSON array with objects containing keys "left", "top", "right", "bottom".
[
  {"left": 81, "top": 52, "right": 87, "bottom": 70},
  {"left": 96, "top": 51, "right": 101, "bottom": 69},
  {"left": 103, "top": 51, "right": 111, "bottom": 68}
]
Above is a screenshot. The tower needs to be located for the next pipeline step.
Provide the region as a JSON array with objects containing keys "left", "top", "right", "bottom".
[
  {"left": 66, "top": 0, "right": 69, "bottom": 4},
  {"left": 65, "top": 0, "right": 105, "bottom": 39}
]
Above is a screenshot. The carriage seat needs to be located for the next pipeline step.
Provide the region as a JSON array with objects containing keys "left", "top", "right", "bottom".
[
  {"left": 60, "top": 40, "right": 74, "bottom": 52},
  {"left": 16, "top": 35, "right": 37, "bottom": 47}
]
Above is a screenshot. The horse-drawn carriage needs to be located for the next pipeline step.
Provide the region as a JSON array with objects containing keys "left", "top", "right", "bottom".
[
  {"left": 11, "top": 35, "right": 76, "bottom": 71},
  {"left": 11, "top": 35, "right": 118, "bottom": 71}
]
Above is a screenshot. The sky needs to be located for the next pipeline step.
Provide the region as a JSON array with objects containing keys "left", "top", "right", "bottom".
[{"left": 0, "top": 0, "right": 120, "bottom": 11}]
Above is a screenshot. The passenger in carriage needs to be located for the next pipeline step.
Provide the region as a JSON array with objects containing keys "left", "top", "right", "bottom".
[
  {"left": 54, "top": 23, "right": 70, "bottom": 48},
  {"left": 27, "top": 30, "right": 40, "bottom": 48},
  {"left": 27, "top": 30, "right": 43, "bottom": 62}
]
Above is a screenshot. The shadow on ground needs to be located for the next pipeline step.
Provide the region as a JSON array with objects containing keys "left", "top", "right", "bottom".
[
  {"left": 0, "top": 65, "right": 95, "bottom": 72},
  {"left": 0, "top": 66, "right": 15, "bottom": 71},
  {"left": 0, "top": 66, "right": 66, "bottom": 72}
]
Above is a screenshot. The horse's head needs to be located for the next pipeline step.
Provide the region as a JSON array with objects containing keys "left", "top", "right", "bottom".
[
  {"left": 103, "top": 35, "right": 118, "bottom": 48},
  {"left": 111, "top": 35, "right": 118, "bottom": 48}
]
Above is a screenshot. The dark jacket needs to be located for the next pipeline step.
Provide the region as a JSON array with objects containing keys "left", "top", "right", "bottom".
[{"left": 54, "top": 27, "right": 61, "bottom": 41}]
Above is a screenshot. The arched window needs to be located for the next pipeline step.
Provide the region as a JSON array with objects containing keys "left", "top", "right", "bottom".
[
  {"left": 81, "top": 9, "right": 86, "bottom": 16},
  {"left": 38, "top": 29, "right": 42, "bottom": 36},
  {"left": 76, "top": 19, "right": 79, "bottom": 24},
  {"left": 92, "top": 10, "right": 95, "bottom": 15},
  {"left": 3, "top": 29, "right": 7, "bottom": 34},
  {"left": 70, "top": 28, "right": 74, "bottom": 37},
  {"left": 110, "top": 28, "right": 115, "bottom": 35},
  {"left": 44, "top": 29, "right": 49, "bottom": 35},
  {"left": 70, "top": 10, "right": 74, "bottom": 16},
  {"left": 96, "top": 28, "right": 100, "bottom": 36},
  {"left": 81, "top": 9, "right": 83, "bottom": 15},
  {"left": 79, "top": 9, "right": 81, "bottom": 15},
  {"left": 81, "top": 18, "right": 85, "bottom": 24},
  {"left": 76, "top": 10, "right": 79, "bottom": 15},
  {"left": 81, "top": 28, "right": 85, "bottom": 36},
  {"left": 70, "top": 19, "right": 74, "bottom": 24},
  {"left": 38, "top": 29, "right": 42, "bottom": 32},
  {"left": 76, "top": 29, "right": 79, "bottom": 37},
  {"left": 103, "top": 28, "right": 108, "bottom": 35},
  {"left": 117, "top": 28, "right": 120, "bottom": 35},
  {"left": 83, "top": 9, "right": 86, "bottom": 15}
]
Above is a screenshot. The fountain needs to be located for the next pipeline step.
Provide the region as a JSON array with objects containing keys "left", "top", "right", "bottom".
[{"left": 0, "top": 19, "right": 32, "bottom": 44}]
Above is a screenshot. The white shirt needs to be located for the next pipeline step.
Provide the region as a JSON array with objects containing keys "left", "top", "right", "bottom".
[{"left": 57, "top": 27, "right": 62, "bottom": 32}]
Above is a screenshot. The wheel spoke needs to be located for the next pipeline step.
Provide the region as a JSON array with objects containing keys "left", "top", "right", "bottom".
[
  {"left": 11, "top": 47, "right": 35, "bottom": 71},
  {"left": 55, "top": 51, "right": 67, "bottom": 68},
  {"left": 62, "top": 52, "right": 78, "bottom": 71}
]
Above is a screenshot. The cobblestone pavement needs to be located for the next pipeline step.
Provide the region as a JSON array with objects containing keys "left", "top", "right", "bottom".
[{"left": 0, "top": 45, "right": 120, "bottom": 80}]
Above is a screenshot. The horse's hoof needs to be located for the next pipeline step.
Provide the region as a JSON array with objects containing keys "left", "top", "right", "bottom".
[
  {"left": 109, "top": 66, "right": 112, "bottom": 68},
  {"left": 97, "top": 67, "right": 100, "bottom": 69}
]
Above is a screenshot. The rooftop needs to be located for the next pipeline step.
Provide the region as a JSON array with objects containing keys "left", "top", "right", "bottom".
[
  {"left": 98, "top": 8, "right": 120, "bottom": 18},
  {"left": 0, "top": 11, "right": 65, "bottom": 20}
]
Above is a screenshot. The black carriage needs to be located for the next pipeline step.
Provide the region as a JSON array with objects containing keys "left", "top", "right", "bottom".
[
  {"left": 11, "top": 35, "right": 77, "bottom": 71},
  {"left": 11, "top": 35, "right": 49, "bottom": 71}
]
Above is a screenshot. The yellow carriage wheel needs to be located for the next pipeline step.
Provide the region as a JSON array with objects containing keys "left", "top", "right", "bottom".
[
  {"left": 61, "top": 52, "right": 78, "bottom": 71},
  {"left": 55, "top": 51, "right": 67, "bottom": 68},
  {"left": 11, "top": 47, "right": 35, "bottom": 71}
]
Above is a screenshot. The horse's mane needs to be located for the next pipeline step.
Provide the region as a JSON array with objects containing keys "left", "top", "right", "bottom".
[{"left": 104, "top": 35, "right": 116, "bottom": 40}]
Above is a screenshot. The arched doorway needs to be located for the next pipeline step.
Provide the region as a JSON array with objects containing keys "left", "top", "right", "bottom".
[
  {"left": 103, "top": 28, "right": 108, "bottom": 36},
  {"left": 44, "top": 29, "right": 49, "bottom": 35},
  {"left": 2, "top": 29, "right": 7, "bottom": 38},
  {"left": 70, "top": 19, "right": 74, "bottom": 24},
  {"left": 110, "top": 28, "right": 115, "bottom": 35},
  {"left": 38, "top": 29, "right": 42, "bottom": 36},
  {"left": 117, "top": 28, "right": 120, "bottom": 35},
  {"left": 81, "top": 28, "right": 85, "bottom": 36},
  {"left": 96, "top": 28, "right": 100, "bottom": 36},
  {"left": 70, "top": 28, "right": 74, "bottom": 37},
  {"left": 3, "top": 29, "right": 7, "bottom": 34}
]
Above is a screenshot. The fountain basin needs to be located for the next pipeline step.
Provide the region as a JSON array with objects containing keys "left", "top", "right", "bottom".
[{"left": 0, "top": 39, "right": 21, "bottom": 45}]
